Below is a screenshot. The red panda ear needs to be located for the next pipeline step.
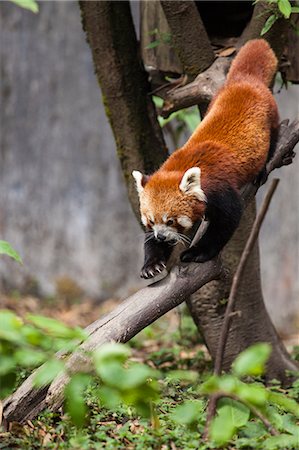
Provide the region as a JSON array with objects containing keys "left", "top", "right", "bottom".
[
  {"left": 179, "top": 167, "right": 207, "bottom": 202},
  {"left": 132, "top": 170, "right": 149, "bottom": 195}
]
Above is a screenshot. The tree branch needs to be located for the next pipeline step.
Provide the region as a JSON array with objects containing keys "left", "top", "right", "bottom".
[
  {"left": 3, "top": 258, "right": 221, "bottom": 423},
  {"left": 2, "top": 119, "right": 298, "bottom": 424},
  {"left": 158, "top": 0, "right": 289, "bottom": 118}
]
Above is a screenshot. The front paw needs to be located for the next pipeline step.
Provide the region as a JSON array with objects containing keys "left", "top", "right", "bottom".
[
  {"left": 180, "top": 247, "right": 212, "bottom": 263},
  {"left": 140, "top": 261, "right": 166, "bottom": 279}
]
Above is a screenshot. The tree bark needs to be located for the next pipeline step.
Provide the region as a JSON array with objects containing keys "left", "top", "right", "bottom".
[
  {"left": 79, "top": 0, "right": 168, "bottom": 216},
  {"left": 140, "top": 0, "right": 183, "bottom": 75},
  {"left": 160, "top": 0, "right": 214, "bottom": 77}
]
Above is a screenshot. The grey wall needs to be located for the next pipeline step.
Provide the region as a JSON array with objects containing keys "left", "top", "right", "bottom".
[
  {"left": 0, "top": 1, "right": 143, "bottom": 299},
  {"left": 0, "top": 1, "right": 298, "bottom": 332},
  {"left": 258, "top": 84, "right": 299, "bottom": 334}
]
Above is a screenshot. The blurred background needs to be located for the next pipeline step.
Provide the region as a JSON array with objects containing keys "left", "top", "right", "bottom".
[{"left": 0, "top": 1, "right": 298, "bottom": 334}]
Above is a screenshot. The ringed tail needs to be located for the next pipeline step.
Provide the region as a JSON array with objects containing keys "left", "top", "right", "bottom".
[{"left": 226, "top": 39, "right": 278, "bottom": 87}]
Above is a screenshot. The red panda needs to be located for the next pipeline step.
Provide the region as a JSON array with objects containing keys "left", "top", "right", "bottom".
[{"left": 133, "top": 39, "right": 279, "bottom": 279}]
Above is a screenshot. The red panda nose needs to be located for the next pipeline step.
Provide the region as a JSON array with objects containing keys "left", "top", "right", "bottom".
[{"left": 157, "top": 232, "right": 166, "bottom": 241}]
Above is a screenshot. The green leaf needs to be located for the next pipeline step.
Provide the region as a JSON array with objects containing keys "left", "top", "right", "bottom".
[
  {"left": 167, "top": 369, "right": 198, "bottom": 383},
  {"left": 198, "top": 375, "right": 221, "bottom": 394},
  {"left": 33, "top": 359, "right": 64, "bottom": 387},
  {"left": 171, "top": 400, "right": 205, "bottom": 425},
  {"left": 217, "top": 397, "right": 250, "bottom": 427},
  {"left": 146, "top": 40, "right": 160, "bottom": 49},
  {"left": 14, "top": 348, "right": 46, "bottom": 367},
  {"left": 236, "top": 382, "right": 269, "bottom": 406},
  {"left": 97, "top": 385, "right": 122, "bottom": 409},
  {"left": 0, "top": 240, "right": 22, "bottom": 263},
  {"left": 0, "top": 356, "right": 16, "bottom": 376},
  {"left": 232, "top": 343, "right": 271, "bottom": 377},
  {"left": 9, "top": 0, "right": 39, "bottom": 13},
  {"left": 209, "top": 407, "right": 236, "bottom": 446},
  {"left": 291, "top": 6, "right": 299, "bottom": 13},
  {"left": 152, "top": 96, "right": 163, "bottom": 108},
  {"left": 269, "top": 391, "right": 299, "bottom": 417},
  {"left": 120, "top": 364, "right": 157, "bottom": 390},
  {"left": 65, "top": 374, "right": 92, "bottom": 427},
  {"left": 27, "top": 314, "right": 86, "bottom": 340},
  {"left": 93, "top": 343, "right": 130, "bottom": 366},
  {"left": 182, "top": 111, "right": 200, "bottom": 133},
  {"left": 261, "top": 14, "right": 277, "bottom": 36},
  {"left": 0, "top": 310, "right": 24, "bottom": 343},
  {"left": 242, "top": 420, "right": 267, "bottom": 438},
  {"left": 263, "top": 433, "right": 299, "bottom": 449},
  {"left": 95, "top": 359, "right": 156, "bottom": 391},
  {"left": 278, "top": 0, "right": 292, "bottom": 18}
]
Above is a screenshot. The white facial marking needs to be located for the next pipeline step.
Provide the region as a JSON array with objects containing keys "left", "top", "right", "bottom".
[
  {"left": 132, "top": 170, "right": 144, "bottom": 195},
  {"left": 141, "top": 215, "right": 147, "bottom": 226},
  {"left": 153, "top": 224, "right": 178, "bottom": 241},
  {"left": 179, "top": 167, "right": 207, "bottom": 202},
  {"left": 162, "top": 214, "right": 168, "bottom": 223},
  {"left": 149, "top": 213, "right": 155, "bottom": 223},
  {"left": 177, "top": 215, "right": 193, "bottom": 229}
]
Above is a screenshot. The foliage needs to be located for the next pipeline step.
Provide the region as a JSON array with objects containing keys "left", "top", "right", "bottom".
[
  {"left": 259, "top": 0, "right": 299, "bottom": 36},
  {"left": 0, "top": 310, "right": 86, "bottom": 399},
  {"left": 0, "top": 240, "right": 22, "bottom": 263},
  {"left": 153, "top": 96, "right": 200, "bottom": 147},
  {"left": 1, "top": 310, "right": 299, "bottom": 449},
  {"left": 9, "top": 0, "right": 39, "bottom": 13},
  {"left": 146, "top": 29, "right": 172, "bottom": 50}
]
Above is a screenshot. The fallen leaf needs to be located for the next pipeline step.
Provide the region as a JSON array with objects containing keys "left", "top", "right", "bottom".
[{"left": 216, "top": 47, "right": 236, "bottom": 57}]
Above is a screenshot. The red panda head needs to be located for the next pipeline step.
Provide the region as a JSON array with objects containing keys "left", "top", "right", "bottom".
[{"left": 132, "top": 167, "right": 207, "bottom": 243}]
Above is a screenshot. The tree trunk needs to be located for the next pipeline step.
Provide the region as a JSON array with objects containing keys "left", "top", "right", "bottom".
[
  {"left": 160, "top": 0, "right": 214, "bottom": 77},
  {"left": 79, "top": 0, "right": 168, "bottom": 217},
  {"left": 187, "top": 201, "right": 296, "bottom": 381}
]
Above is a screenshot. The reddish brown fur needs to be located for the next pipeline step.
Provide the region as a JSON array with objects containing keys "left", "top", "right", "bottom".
[{"left": 142, "top": 39, "right": 279, "bottom": 221}]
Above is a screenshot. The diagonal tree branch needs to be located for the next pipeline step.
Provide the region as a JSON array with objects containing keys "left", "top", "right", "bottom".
[{"left": 2, "top": 120, "right": 298, "bottom": 424}]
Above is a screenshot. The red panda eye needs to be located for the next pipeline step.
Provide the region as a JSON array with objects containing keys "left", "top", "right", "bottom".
[{"left": 166, "top": 219, "right": 174, "bottom": 226}]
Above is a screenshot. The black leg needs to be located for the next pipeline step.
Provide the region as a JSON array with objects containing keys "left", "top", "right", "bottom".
[
  {"left": 181, "top": 186, "right": 243, "bottom": 263},
  {"left": 140, "top": 237, "right": 173, "bottom": 279}
]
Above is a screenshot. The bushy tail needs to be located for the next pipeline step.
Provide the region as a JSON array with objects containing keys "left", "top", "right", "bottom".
[{"left": 226, "top": 39, "right": 277, "bottom": 87}]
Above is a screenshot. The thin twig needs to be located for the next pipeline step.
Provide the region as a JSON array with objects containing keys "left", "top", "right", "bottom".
[
  {"left": 204, "top": 178, "right": 280, "bottom": 438},
  {"left": 214, "top": 178, "right": 280, "bottom": 375},
  {"left": 218, "top": 392, "right": 278, "bottom": 436}
]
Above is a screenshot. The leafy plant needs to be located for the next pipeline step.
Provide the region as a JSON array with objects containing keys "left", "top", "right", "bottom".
[
  {"left": 0, "top": 309, "right": 87, "bottom": 399},
  {"left": 153, "top": 95, "right": 200, "bottom": 147},
  {"left": 259, "top": 0, "right": 299, "bottom": 36},
  {"left": 0, "top": 240, "right": 22, "bottom": 263},
  {"left": 9, "top": 0, "right": 39, "bottom": 13},
  {"left": 146, "top": 29, "right": 172, "bottom": 49}
]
